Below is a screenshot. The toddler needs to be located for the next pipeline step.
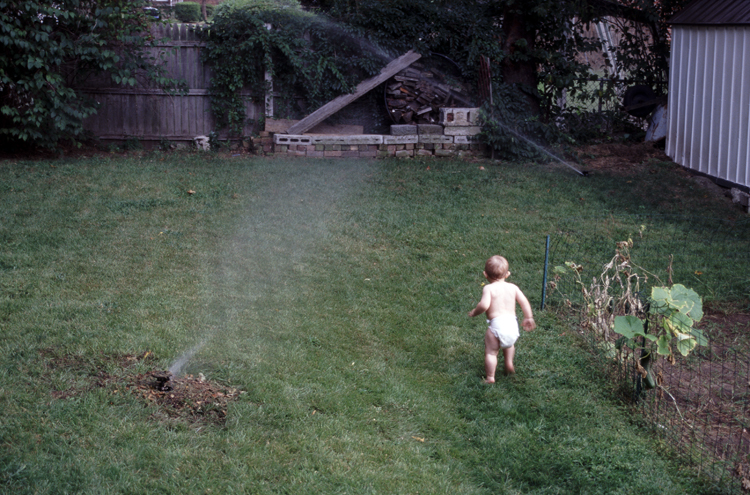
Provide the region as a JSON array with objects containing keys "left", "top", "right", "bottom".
[{"left": 468, "top": 255, "right": 535, "bottom": 382}]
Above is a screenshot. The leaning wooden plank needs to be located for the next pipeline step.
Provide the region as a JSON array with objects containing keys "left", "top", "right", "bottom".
[{"left": 286, "top": 50, "right": 421, "bottom": 135}]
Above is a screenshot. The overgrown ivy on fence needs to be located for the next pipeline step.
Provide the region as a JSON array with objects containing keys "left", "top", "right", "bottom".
[
  {"left": 0, "top": 0, "right": 185, "bottom": 149},
  {"left": 201, "top": 2, "right": 385, "bottom": 134}
]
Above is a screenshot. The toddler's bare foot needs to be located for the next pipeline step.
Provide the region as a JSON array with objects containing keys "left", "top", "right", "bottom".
[{"left": 484, "top": 377, "right": 495, "bottom": 384}]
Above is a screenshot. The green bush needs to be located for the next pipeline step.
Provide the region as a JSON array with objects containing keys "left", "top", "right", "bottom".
[
  {"left": 203, "top": 3, "right": 383, "bottom": 133},
  {"left": 175, "top": 2, "right": 202, "bottom": 22},
  {"left": 0, "top": 0, "right": 184, "bottom": 149},
  {"left": 214, "top": 0, "right": 302, "bottom": 14},
  {"left": 479, "top": 84, "right": 564, "bottom": 162}
]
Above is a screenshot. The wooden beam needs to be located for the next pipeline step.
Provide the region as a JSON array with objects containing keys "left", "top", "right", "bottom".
[{"left": 286, "top": 50, "right": 422, "bottom": 135}]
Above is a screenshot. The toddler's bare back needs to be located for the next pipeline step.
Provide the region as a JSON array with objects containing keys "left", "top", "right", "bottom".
[{"left": 484, "top": 281, "right": 522, "bottom": 320}]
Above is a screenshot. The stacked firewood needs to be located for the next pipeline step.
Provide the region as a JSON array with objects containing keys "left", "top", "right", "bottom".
[{"left": 385, "top": 66, "right": 473, "bottom": 125}]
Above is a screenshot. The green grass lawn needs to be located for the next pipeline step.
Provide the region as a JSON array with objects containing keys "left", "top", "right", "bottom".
[{"left": 0, "top": 151, "right": 741, "bottom": 494}]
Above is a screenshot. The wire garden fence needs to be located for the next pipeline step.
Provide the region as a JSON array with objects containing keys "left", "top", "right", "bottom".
[
  {"left": 543, "top": 214, "right": 750, "bottom": 493},
  {"left": 544, "top": 214, "right": 750, "bottom": 305}
]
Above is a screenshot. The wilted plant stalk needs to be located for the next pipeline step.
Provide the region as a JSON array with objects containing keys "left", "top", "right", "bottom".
[
  {"left": 557, "top": 239, "right": 648, "bottom": 340},
  {"left": 553, "top": 239, "right": 707, "bottom": 390}
]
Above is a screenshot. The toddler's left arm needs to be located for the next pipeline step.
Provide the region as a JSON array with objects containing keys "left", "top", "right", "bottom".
[{"left": 516, "top": 288, "right": 536, "bottom": 331}]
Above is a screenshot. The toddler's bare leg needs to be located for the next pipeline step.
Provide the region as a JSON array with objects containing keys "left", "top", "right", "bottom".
[
  {"left": 484, "top": 328, "right": 500, "bottom": 383},
  {"left": 503, "top": 345, "right": 516, "bottom": 375}
]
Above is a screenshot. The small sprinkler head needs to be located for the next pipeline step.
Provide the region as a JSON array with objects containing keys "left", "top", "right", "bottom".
[{"left": 151, "top": 371, "right": 174, "bottom": 391}]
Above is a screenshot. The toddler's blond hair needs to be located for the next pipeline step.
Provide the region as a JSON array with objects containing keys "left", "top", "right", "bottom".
[{"left": 485, "top": 255, "right": 509, "bottom": 282}]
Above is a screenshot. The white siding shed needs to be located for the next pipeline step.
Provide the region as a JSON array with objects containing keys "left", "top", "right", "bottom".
[{"left": 666, "top": 0, "right": 750, "bottom": 190}]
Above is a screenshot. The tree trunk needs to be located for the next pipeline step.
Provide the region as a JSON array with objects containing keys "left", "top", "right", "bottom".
[
  {"left": 201, "top": 0, "right": 207, "bottom": 21},
  {"left": 501, "top": 9, "right": 541, "bottom": 116}
]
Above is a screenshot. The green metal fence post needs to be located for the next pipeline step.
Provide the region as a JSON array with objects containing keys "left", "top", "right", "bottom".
[{"left": 541, "top": 235, "right": 550, "bottom": 310}]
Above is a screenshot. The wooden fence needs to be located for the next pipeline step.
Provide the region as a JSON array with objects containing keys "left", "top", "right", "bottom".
[{"left": 80, "top": 24, "right": 264, "bottom": 145}]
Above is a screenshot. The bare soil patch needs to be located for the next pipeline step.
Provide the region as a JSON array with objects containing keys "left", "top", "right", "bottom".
[
  {"left": 130, "top": 371, "right": 242, "bottom": 425},
  {"left": 41, "top": 349, "right": 242, "bottom": 426},
  {"left": 577, "top": 141, "right": 672, "bottom": 174},
  {"left": 574, "top": 140, "right": 746, "bottom": 217},
  {"left": 702, "top": 301, "right": 750, "bottom": 352}
]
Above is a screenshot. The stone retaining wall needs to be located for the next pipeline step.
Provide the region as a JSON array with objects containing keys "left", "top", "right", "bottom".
[{"left": 261, "top": 107, "right": 487, "bottom": 159}]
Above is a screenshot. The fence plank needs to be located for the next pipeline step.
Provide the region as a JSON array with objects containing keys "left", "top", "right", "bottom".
[{"left": 79, "top": 24, "right": 262, "bottom": 144}]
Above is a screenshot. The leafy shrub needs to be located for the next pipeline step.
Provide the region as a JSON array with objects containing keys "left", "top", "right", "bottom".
[
  {"left": 202, "top": 1, "right": 383, "bottom": 133},
  {"left": 0, "top": 0, "right": 184, "bottom": 149},
  {"left": 175, "top": 2, "right": 202, "bottom": 22},
  {"left": 478, "top": 83, "right": 564, "bottom": 161}
]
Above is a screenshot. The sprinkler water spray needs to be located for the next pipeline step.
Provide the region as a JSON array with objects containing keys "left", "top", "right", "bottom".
[
  {"left": 168, "top": 340, "right": 206, "bottom": 378},
  {"left": 498, "top": 124, "right": 589, "bottom": 176}
]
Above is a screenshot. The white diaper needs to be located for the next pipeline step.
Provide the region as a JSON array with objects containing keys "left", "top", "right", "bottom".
[{"left": 487, "top": 315, "right": 520, "bottom": 348}]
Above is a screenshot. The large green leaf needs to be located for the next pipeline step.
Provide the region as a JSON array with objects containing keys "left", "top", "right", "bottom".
[
  {"left": 669, "top": 284, "right": 703, "bottom": 321},
  {"left": 676, "top": 336, "right": 697, "bottom": 356},
  {"left": 649, "top": 287, "right": 672, "bottom": 316},
  {"left": 650, "top": 284, "right": 703, "bottom": 321},
  {"left": 656, "top": 334, "right": 671, "bottom": 355},
  {"left": 650, "top": 286, "right": 669, "bottom": 302},
  {"left": 663, "top": 311, "right": 693, "bottom": 336},
  {"left": 613, "top": 315, "right": 643, "bottom": 339}
]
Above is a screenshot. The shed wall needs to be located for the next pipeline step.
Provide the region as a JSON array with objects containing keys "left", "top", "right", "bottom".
[{"left": 666, "top": 25, "right": 750, "bottom": 189}]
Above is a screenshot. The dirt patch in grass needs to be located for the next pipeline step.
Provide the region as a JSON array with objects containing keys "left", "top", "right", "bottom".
[
  {"left": 577, "top": 141, "right": 671, "bottom": 174},
  {"left": 130, "top": 371, "right": 242, "bottom": 425},
  {"left": 41, "top": 349, "right": 242, "bottom": 426},
  {"left": 40, "top": 349, "right": 153, "bottom": 400}
]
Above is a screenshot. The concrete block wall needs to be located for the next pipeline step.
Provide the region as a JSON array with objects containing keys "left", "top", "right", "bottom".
[
  {"left": 255, "top": 132, "right": 275, "bottom": 154},
  {"left": 266, "top": 107, "right": 487, "bottom": 159}
]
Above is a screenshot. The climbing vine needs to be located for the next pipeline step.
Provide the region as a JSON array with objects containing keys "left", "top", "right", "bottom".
[
  {"left": 202, "top": 1, "right": 385, "bottom": 134},
  {"left": 554, "top": 240, "right": 707, "bottom": 392},
  {"left": 0, "top": 0, "right": 184, "bottom": 149},
  {"left": 202, "top": 0, "right": 693, "bottom": 151}
]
